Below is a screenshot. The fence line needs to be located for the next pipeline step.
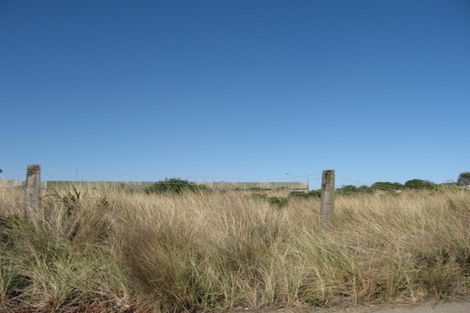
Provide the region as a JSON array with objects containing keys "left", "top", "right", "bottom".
[
  {"left": 2, "top": 171, "right": 323, "bottom": 192},
  {"left": 1, "top": 174, "right": 462, "bottom": 193},
  {"left": 33, "top": 171, "right": 323, "bottom": 183},
  {"left": 5, "top": 165, "right": 464, "bottom": 231}
]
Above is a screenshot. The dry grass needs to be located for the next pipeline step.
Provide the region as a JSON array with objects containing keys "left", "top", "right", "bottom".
[{"left": 0, "top": 186, "right": 469, "bottom": 312}]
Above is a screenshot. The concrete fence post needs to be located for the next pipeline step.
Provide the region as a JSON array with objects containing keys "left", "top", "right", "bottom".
[
  {"left": 25, "top": 164, "right": 41, "bottom": 217},
  {"left": 320, "top": 169, "right": 335, "bottom": 229}
]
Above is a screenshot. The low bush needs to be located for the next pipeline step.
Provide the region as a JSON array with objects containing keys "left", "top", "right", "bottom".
[
  {"left": 267, "top": 196, "right": 288, "bottom": 208},
  {"left": 252, "top": 194, "right": 289, "bottom": 208},
  {"left": 336, "top": 185, "right": 372, "bottom": 195},
  {"left": 404, "top": 179, "right": 437, "bottom": 190},
  {"left": 145, "top": 178, "right": 207, "bottom": 194},
  {"left": 459, "top": 172, "right": 470, "bottom": 178},
  {"left": 458, "top": 172, "right": 470, "bottom": 186},
  {"left": 371, "top": 181, "right": 404, "bottom": 191},
  {"left": 289, "top": 190, "right": 321, "bottom": 198}
]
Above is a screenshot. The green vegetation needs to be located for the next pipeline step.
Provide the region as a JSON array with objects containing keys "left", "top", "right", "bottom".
[
  {"left": 404, "top": 179, "right": 437, "bottom": 190},
  {"left": 0, "top": 184, "right": 469, "bottom": 312},
  {"left": 144, "top": 178, "right": 207, "bottom": 194},
  {"left": 371, "top": 181, "right": 403, "bottom": 190},
  {"left": 336, "top": 185, "right": 372, "bottom": 195},
  {"left": 267, "top": 196, "right": 288, "bottom": 208},
  {"left": 335, "top": 179, "right": 440, "bottom": 195},
  {"left": 252, "top": 194, "right": 289, "bottom": 208},
  {"left": 458, "top": 172, "right": 470, "bottom": 186},
  {"left": 289, "top": 190, "right": 321, "bottom": 198}
]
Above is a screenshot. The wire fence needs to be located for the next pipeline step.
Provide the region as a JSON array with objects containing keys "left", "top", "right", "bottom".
[
  {"left": 0, "top": 177, "right": 317, "bottom": 192},
  {"left": 0, "top": 169, "right": 465, "bottom": 193}
]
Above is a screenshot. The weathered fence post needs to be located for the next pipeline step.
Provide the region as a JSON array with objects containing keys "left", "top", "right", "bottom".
[
  {"left": 24, "top": 164, "right": 41, "bottom": 217},
  {"left": 320, "top": 169, "right": 335, "bottom": 229}
]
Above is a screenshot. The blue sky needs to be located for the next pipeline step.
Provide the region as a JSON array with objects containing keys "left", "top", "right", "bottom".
[{"left": 1, "top": 0, "right": 469, "bottom": 187}]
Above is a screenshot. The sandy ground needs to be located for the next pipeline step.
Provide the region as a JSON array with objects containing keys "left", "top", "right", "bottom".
[
  {"left": 356, "top": 301, "right": 470, "bottom": 313},
  {"left": 243, "top": 300, "right": 470, "bottom": 313}
]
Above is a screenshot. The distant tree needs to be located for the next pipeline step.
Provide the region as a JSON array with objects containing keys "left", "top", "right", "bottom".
[
  {"left": 144, "top": 178, "right": 207, "bottom": 194},
  {"left": 371, "top": 182, "right": 403, "bottom": 191},
  {"left": 458, "top": 172, "right": 470, "bottom": 186},
  {"left": 404, "top": 179, "right": 436, "bottom": 190},
  {"left": 337, "top": 185, "right": 372, "bottom": 195}
]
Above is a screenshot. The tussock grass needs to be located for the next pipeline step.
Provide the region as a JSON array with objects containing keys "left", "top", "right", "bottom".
[{"left": 0, "top": 186, "right": 469, "bottom": 312}]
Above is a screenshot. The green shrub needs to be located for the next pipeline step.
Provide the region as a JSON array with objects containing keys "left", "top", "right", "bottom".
[
  {"left": 267, "top": 196, "right": 288, "bottom": 208},
  {"left": 289, "top": 190, "right": 321, "bottom": 199},
  {"left": 371, "top": 182, "right": 404, "bottom": 191},
  {"left": 253, "top": 194, "right": 289, "bottom": 208},
  {"left": 404, "top": 179, "right": 437, "bottom": 190},
  {"left": 458, "top": 172, "right": 470, "bottom": 186},
  {"left": 145, "top": 179, "right": 207, "bottom": 194},
  {"left": 337, "top": 185, "right": 372, "bottom": 195}
]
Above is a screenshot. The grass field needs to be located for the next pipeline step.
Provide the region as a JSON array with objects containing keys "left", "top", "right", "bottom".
[{"left": 0, "top": 185, "right": 469, "bottom": 312}]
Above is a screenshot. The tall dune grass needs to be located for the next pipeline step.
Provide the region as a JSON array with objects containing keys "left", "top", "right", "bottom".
[{"left": 0, "top": 186, "right": 469, "bottom": 312}]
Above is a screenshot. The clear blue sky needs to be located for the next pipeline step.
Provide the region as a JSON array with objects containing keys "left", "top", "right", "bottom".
[{"left": 1, "top": 0, "right": 469, "bottom": 187}]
